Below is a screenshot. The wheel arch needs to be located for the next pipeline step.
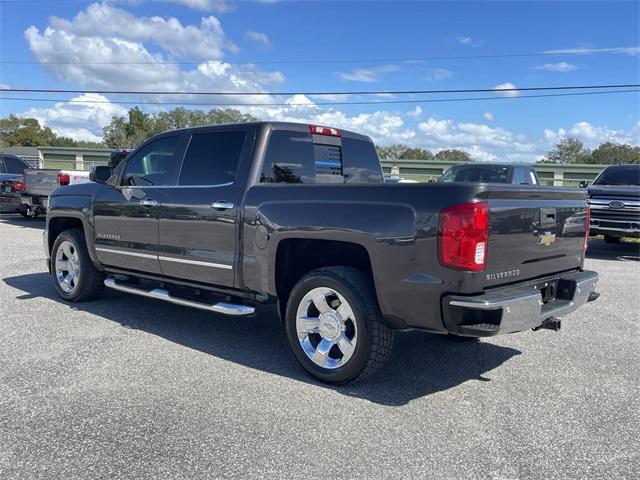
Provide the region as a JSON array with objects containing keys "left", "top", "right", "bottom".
[{"left": 274, "top": 238, "right": 375, "bottom": 320}]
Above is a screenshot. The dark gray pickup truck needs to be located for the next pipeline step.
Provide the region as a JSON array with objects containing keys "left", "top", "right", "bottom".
[{"left": 44, "top": 122, "right": 599, "bottom": 383}]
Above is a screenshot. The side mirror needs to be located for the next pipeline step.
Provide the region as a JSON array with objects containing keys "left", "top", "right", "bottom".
[
  {"left": 90, "top": 165, "right": 113, "bottom": 184},
  {"left": 578, "top": 181, "right": 588, "bottom": 188}
]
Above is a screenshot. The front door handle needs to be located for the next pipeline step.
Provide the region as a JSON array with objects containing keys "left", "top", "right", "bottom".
[
  {"left": 139, "top": 199, "right": 158, "bottom": 207},
  {"left": 211, "top": 201, "right": 234, "bottom": 210}
]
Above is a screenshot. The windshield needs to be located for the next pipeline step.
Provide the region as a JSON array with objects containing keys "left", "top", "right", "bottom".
[
  {"left": 439, "top": 165, "right": 510, "bottom": 183},
  {"left": 592, "top": 165, "right": 640, "bottom": 186}
]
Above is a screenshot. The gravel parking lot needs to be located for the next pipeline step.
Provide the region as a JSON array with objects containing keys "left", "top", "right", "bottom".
[{"left": 1, "top": 215, "right": 638, "bottom": 480}]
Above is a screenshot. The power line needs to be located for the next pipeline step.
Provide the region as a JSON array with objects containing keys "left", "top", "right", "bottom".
[
  {"left": 2, "top": 83, "right": 639, "bottom": 97},
  {"left": 1, "top": 89, "right": 637, "bottom": 107},
  {"left": 2, "top": 48, "right": 638, "bottom": 66}
]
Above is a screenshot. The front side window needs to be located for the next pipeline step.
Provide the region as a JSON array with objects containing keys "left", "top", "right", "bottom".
[
  {"left": 121, "top": 136, "right": 181, "bottom": 186},
  {"left": 179, "top": 131, "right": 245, "bottom": 186},
  {"left": 3, "top": 155, "right": 31, "bottom": 174}
]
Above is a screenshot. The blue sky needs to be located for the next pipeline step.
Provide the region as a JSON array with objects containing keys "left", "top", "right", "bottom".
[{"left": 0, "top": 0, "right": 638, "bottom": 161}]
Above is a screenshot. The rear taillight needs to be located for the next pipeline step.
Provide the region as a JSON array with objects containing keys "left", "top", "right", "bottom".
[
  {"left": 438, "top": 202, "right": 489, "bottom": 271},
  {"left": 584, "top": 206, "right": 590, "bottom": 252},
  {"left": 57, "top": 172, "right": 70, "bottom": 186},
  {"left": 309, "top": 125, "right": 341, "bottom": 137},
  {"left": 10, "top": 177, "right": 25, "bottom": 192}
]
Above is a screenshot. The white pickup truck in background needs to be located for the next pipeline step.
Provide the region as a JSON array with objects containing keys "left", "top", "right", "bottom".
[{"left": 21, "top": 169, "right": 91, "bottom": 217}]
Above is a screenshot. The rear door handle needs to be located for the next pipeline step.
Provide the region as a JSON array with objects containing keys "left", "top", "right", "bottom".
[
  {"left": 139, "top": 199, "right": 158, "bottom": 207},
  {"left": 211, "top": 201, "right": 234, "bottom": 210}
]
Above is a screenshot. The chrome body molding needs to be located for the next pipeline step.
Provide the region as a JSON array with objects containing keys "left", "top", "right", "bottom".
[
  {"left": 104, "top": 277, "right": 254, "bottom": 316},
  {"left": 95, "top": 247, "right": 233, "bottom": 270}
]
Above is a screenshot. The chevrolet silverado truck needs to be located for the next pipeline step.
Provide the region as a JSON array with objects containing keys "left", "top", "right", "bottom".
[
  {"left": 586, "top": 164, "right": 640, "bottom": 243},
  {"left": 43, "top": 122, "right": 599, "bottom": 383}
]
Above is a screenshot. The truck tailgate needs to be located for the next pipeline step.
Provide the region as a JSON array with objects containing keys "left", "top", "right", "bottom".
[
  {"left": 484, "top": 187, "right": 588, "bottom": 287},
  {"left": 23, "top": 169, "right": 59, "bottom": 197}
]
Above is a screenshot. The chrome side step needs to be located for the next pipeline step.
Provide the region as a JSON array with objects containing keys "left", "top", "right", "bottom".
[{"left": 104, "top": 277, "right": 255, "bottom": 316}]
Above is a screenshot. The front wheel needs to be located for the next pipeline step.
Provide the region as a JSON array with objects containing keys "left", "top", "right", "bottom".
[
  {"left": 51, "top": 228, "right": 105, "bottom": 302},
  {"left": 285, "top": 267, "right": 393, "bottom": 384}
]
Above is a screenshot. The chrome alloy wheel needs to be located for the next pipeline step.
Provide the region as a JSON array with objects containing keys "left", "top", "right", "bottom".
[
  {"left": 55, "top": 240, "right": 80, "bottom": 293},
  {"left": 295, "top": 287, "right": 358, "bottom": 369}
]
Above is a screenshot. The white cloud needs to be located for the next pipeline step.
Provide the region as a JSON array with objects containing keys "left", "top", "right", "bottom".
[
  {"left": 244, "top": 30, "right": 272, "bottom": 48},
  {"left": 426, "top": 68, "right": 452, "bottom": 81},
  {"left": 492, "top": 82, "right": 521, "bottom": 97},
  {"left": 534, "top": 62, "right": 578, "bottom": 72},
  {"left": 544, "top": 121, "right": 640, "bottom": 148},
  {"left": 543, "top": 46, "right": 640, "bottom": 55},
  {"left": 337, "top": 65, "right": 399, "bottom": 82},
  {"left": 457, "top": 36, "right": 482, "bottom": 47},
  {"left": 22, "top": 94, "right": 128, "bottom": 142},
  {"left": 407, "top": 106, "right": 422, "bottom": 118},
  {"left": 37, "top": 3, "right": 235, "bottom": 62},
  {"left": 25, "top": 3, "right": 285, "bottom": 103},
  {"left": 160, "top": 0, "right": 231, "bottom": 13},
  {"left": 483, "top": 112, "right": 494, "bottom": 121},
  {"left": 117, "top": 1, "right": 232, "bottom": 13}
]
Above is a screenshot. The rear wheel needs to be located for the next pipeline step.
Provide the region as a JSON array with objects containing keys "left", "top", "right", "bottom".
[
  {"left": 604, "top": 235, "right": 621, "bottom": 244},
  {"left": 51, "top": 229, "right": 105, "bottom": 302},
  {"left": 285, "top": 267, "right": 393, "bottom": 384}
]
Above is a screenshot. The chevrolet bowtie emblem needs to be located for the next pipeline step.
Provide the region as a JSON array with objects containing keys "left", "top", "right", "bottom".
[{"left": 537, "top": 231, "right": 556, "bottom": 246}]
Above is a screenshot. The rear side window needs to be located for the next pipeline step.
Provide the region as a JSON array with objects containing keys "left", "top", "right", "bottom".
[
  {"left": 122, "top": 136, "right": 182, "bottom": 186},
  {"left": 342, "top": 138, "right": 383, "bottom": 183},
  {"left": 179, "top": 131, "right": 245, "bottom": 186},
  {"left": 261, "top": 130, "right": 382, "bottom": 184},
  {"left": 3, "top": 155, "right": 31, "bottom": 174},
  {"left": 260, "top": 131, "right": 315, "bottom": 183}
]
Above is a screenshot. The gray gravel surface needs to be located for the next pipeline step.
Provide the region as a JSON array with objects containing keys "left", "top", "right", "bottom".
[{"left": 1, "top": 216, "right": 639, "bottom": 479}]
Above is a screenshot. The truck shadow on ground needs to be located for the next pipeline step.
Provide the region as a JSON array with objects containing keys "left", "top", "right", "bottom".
[
  {"left": 4, "top": 272, "right": 521, "bottom": 406},
  {"left": 586, "top": 238, "right": 640, "bottom": 262}
]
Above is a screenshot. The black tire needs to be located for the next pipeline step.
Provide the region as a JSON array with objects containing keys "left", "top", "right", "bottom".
[
  {"left": 19, "top": 211, "right": 29, "bottom": 218},
  {"left": 51, "top": 228, "right": 105, "bottom": 302},
  {"left": 604, "top": 235, "right": 621, "bottom": 244},
  {"left": 446, "top": 334, "right": 480, "bottom": 343},
  {"left": 285, "top": 266, "right": 393, "bottom": 384}
]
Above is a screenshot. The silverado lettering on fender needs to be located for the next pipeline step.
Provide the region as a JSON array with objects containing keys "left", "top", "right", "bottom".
[{"left": 43, "top": 122, "right": 600, "bottom": 383}]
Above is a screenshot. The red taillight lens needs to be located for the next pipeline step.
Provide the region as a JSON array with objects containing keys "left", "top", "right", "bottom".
[
  {"left": 309, "top": 125, "right": 341, "bottom": 137},
  {"left": 10, "top": 179, "right": 25, "bottom": 192},
  {"left": 438, "top": 202, "right": 489, "bottom": 271},
  {"left": 583, "top": 206, "right": 590, "bottom": 252},
  {"left": 57, "top": 172, "right": 70, "bottom": 186}
]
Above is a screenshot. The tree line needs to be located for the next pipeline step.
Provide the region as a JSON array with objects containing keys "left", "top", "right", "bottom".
[
  {"left": 542, "top": 137, "right": 639, "bottom": 164},
  {"left": 1, "top": 108, "right": 638, "bottom": 164}
]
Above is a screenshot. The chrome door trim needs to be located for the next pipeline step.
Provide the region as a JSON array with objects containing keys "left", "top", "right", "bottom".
[
  {"left": 158, "top": 255, "right": 233, "bottom": 270},
  {"left": 95, "top": 247, "right": 157, "bottom": 259}
]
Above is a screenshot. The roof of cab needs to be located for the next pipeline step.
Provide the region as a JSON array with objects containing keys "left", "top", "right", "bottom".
[{"left": 165, "top": 121, "right": 373, "bottom": 142}]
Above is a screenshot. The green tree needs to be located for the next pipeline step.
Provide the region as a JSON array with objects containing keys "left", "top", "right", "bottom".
[
  {"left": 434, "top": 149, "right": 472, "bottom": 162},
  {"left": 399, "top": 147, "right": 434, "bottom": 160},
  {"left": 0, "top": 115, "right": 57, "bottom": 146},
  {"left": 587, "top": 142, "right": 640, "bottom": 164},
  {"left": 545, "top": 137, "right": 590, "bottom": 164},
  {"left": 102, "top": 107, "right": 258, "bottom": 148}
]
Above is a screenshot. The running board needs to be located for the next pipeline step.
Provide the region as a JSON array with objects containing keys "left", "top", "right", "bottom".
[{"left": 104, "top": 277, "right": 255, "bottom": 316}]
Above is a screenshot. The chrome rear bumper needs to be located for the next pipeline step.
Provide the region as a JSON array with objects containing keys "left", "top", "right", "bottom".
[{"left": 443, "top": 270, "right": 599, "bottom": 337}]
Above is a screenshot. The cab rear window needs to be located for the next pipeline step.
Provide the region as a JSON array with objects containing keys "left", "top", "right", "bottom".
[{"left": 260, "top": 130, "right": 382, "bottom": 184}]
